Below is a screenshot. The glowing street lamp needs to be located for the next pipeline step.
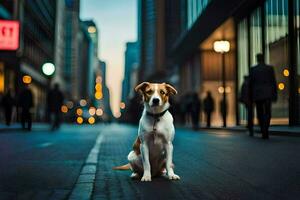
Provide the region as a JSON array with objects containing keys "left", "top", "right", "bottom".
[
  {"left": 213, "top": 40, "right": 230, "bottom": 127},
  {"left": 22, "top": 75, "right": 32, "bottom": 84},
  {"left": 42, "top": 62, "right": 55, "bottom": 76}
]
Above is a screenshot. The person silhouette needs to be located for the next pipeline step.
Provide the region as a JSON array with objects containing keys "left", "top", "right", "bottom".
[
  {"left": 220, "top": 97, "right": 227, "bottom": 126},
  {"left": 190, "top": 92, "right": 201, "bottom": 130},
  {"left": 203, "top": 91, "right": 214, "bottom": 128},
  {"left": 249, "top": 53, "right": 277, "bottom": 139},
  {"left": 1, "top": 89, "right": 15, "bottom": 126},
  {"left": 19, "top": 84, "right": 34, "bottom": 131},
  {"left": 47, "top": 83, "right": 64, "bottom": 130},
  {"left": 239, "top": 75, "right": 253, "bottom": 136}
]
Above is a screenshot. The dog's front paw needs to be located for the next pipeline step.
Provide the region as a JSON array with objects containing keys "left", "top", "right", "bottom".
[
  {"left": 130, "top": 173, "right": 140, "bottom": 179},
  {"left": 168, "top": 173, "right": 180, "bottom": 180},
  {"left": 141, "top": 174, "right": 151, "bottom": 182}
]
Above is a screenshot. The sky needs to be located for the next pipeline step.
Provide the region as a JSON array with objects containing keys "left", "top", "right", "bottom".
[{"left": 80, "top": 0, "right": 137, "bottom": 116}]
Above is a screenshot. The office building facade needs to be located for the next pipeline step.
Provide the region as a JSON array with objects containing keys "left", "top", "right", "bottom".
[{"left": 171, "top": 0, "right": 300, "bottom": 126}]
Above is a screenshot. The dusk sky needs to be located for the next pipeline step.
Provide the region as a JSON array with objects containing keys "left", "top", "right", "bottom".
[{"left": 80, "top": 0, "right": 137, "bottom": 116}]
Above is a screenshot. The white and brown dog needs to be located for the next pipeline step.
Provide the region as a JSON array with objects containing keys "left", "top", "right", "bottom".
[{"left": 114, "top": 82, "right": 180, "bottom": 182}]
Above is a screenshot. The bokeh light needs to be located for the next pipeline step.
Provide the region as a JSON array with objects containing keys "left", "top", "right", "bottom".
[
  {"left": 95, "top": 91, "right": 103, "bottom": 99},
  {"left": 95, "top": 83, "right": 102, "bottom": 91},
  {"left": 96, "top": 76, "right": 102, "bottom": 83},
  {"left": 96, "top": 108, "right": 103, "bottom": 116},
  {"left": 66, "top": 101, "right": 74, "bottom": 109},
  {"left": 42, "top": 63, "right": 55, "bottom": 76},
  {"left": 278, "top": 83, "right": 285, "bottom": 90},
  {"left": 89, "top": 107, "right": 96, "bottom": 116},
  {"left": 77, "top": 117, "right": 83, "bottom": 124},
  {"left": 218, "top": 86, "right": 224, "bottom": 94},
  {"left": 88, "top": 117, "right": 95, "bottom": 124},
  {"left": 120, "top": 102, "right": 126, "bottom": 109},
  {"left": 76, "top": 108, "right": 83, "bottom": 116},
  {"left": 115, "top": 112, "right": 121, "bottom": 118},
  {"left": 79, "top": 99, "right": 87, "bottom": 107},
  {"left": 283, "top": 69, "right": 289, "bottom": 77},
  {"left": 88, "top": 26, "right": 96, "bottom": 33},
  {"left": 61, "top": 105, "right": 68, "bottom": 113},
  {"left": 22, "top": 75, "right": 32, "bottom": 84}
]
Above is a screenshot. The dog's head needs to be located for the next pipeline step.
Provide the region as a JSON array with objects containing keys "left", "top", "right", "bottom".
[{"left": 135, "top": 82, "right": 177, "bottom": 112}]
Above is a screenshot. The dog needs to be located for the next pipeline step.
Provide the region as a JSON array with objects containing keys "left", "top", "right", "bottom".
[{"left": 114, "top": 82, "right": 180, "bottom": 182}]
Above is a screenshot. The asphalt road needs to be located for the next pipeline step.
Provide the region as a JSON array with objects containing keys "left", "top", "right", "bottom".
[{"left": 0, "top": 124, "right": 300, "bottom": 200}]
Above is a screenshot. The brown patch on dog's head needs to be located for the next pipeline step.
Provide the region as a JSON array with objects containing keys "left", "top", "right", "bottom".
[
  {"left": 158, "top": 83, "right": 177, "bottom": 103},
  {"left": 135, "top": 82, "right": 152, "bottom": 102}
]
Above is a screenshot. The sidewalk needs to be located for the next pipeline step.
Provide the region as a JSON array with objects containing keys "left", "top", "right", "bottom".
[
  {"left": 200, "top": 125, "right": 300, "bottom": 137},
  {"left": 0, "top": 123, "right": 51, "bottom": 132}
]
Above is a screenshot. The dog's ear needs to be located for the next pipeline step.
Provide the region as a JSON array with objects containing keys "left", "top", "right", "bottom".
[
  {"left": 165, "top": 83, "right": 177, "bottom": 95},
  {"left": 135, "top": 82, "right": 150, "bottom": 94}
]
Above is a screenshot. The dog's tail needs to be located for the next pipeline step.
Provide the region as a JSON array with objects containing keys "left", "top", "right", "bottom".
[{"left": 112, "top": 163, "right": 131, "bottom": 170}]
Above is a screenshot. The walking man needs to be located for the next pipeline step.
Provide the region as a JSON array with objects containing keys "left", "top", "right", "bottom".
[
  {"left": 239, "top": 75, "right": 253, "bottom": 136},
  {"left": 203, "top": 91, "right": 214, "bottom": 128},
  {"left": 1, "top": 89, "right": 15, "bottom": 126},
  {"left": 249, "top": 54, "right": 277, "bottom": 139},
  {"left": 19, "top": 83, "right": 34, "bottom": 131},
  {"left": 47, "top": 83, "right": 64, "bottom": 130}
]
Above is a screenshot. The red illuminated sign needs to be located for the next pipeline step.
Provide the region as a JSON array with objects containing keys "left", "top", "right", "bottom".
[{"left": 0, "top": 20, "right": 20, "bottom": 51}]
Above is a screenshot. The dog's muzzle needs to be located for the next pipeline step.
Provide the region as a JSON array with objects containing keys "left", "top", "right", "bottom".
[{"left": 152, "top": 98, "right": 159, "bottom": 106}]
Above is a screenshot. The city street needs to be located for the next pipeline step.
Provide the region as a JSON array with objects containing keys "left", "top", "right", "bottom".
[{"left": 0, "top": 124, "right": 299, "bottom": 200}]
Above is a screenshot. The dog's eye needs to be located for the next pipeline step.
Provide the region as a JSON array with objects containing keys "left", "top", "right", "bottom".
[
  {"left": 146, "top": 90, "right": 152, "bottom": 94},
  {"left": 160, "top": 90, "right": 165, "bottom": 95}
]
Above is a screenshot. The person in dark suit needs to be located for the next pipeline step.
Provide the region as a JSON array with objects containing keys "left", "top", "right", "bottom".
[
  {"left": 203, "top": 91, "right": 214, "bottom": 128},
  {"left": 19, "top": 84, "right": 34, "bottom": 131},
  {"left": 47, "top": 83, "right": 64, "bottom": 131},
  {"left": 190, "top": 92, "right": 201, "bottom": 130},
  {"left": 1, "top": 89, "right": 15, "bottom": 126},
  {"left": 239, "top": 75, "right": 254, "bottom": 136},
  {"left": 249, "top": 54, "right": 277, "bottom": 139}
]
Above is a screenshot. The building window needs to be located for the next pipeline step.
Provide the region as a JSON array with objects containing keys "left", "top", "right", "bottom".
[
  {"left": 250, "top": 8, "right": 263, "bottom": 66},
  {"left": 265, "top": 0, "right": 289, "bottom": 123},
  {"left": 237, "top": 18, "right": 249, "bottom": 124},
  {"left": 294, "top": 0, "right": 300, "bottom": 123},
  {"left": 187, "top": 0, "right": 211, "bottom": 28}
]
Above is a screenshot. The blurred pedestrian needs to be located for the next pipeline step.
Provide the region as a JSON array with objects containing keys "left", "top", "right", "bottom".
[
  {"left": 239, "top": 75, "right": 253, "bottom": 136},
  {"left": 19, "top": 84, "right": 34, "bottom": 131},
  {"left": 190, "top": 92, "right": 201, "bottom": 130},
  {"left": 220, "top": 97, "right": 227, "bottom": 127},
  {"left": 47, "top": 83, "right": 64, "bottom": 130},
  {"left": 203, "top": 91, "right": 214, "bottom": 128},
  {"left": 249, "top": 53, "right": 277, "bottom": 139},
  {"left": 1, "top": 89, "right": 15, "bottom": 126}
]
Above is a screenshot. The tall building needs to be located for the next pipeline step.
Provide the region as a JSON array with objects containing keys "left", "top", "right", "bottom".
[
  {"left": 170, "top": 0, "right": 300, "bottom": 126},
  {"left": 0, "top": 0, "right": 56, "bottom": 121},
  {"left": 53, "top": 0, "right": 66, "bottom": 89},
  {"left": 99, "top": 60, "right": 113, "bottom": 121},
  {"left": 122, "top": 42, "right": 139, "bottom": 103},
  {"left": 64, "top": 0, "right": 80, "bottom": 99},
  {"left": 138, "top": 0, "right": 182, "bottom": 82},
  {"left": 82, "top": 20, "right": 100, "bottom": 102},
  {"left": 139, "top": 0, "right": 165, "bottom": 81},
  {"left": 77, "top": 21, "right": 94, "bottom": 100}
]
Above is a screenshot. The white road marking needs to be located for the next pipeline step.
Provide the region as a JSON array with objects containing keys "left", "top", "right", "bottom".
[
  {"left": 36, "top": 142, "right": 53, "bottom": 148},
  {"left": 68, "top": 133, "right": 104, "bottom": 200}
]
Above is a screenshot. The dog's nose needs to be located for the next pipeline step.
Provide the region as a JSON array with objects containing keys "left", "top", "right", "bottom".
[{"left": 152, "top": 98, "right": 159, "bottom": 105}]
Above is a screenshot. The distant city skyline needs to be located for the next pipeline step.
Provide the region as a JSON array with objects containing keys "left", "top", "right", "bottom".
[{"left": 80, "top": 0, "right": 137, "bottom": 116}]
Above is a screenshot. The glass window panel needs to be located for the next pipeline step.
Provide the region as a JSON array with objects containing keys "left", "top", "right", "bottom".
[
  {"left": 265, "top": 0, "right": 289, "bottom": 123},
  {"left": 187, "top": 0, "right": 211, "bottom": 29},
  {"left": 250, "top": 8, "right": 262, "bottom": 66},
  {"left": 295, "top": 0, "right": 300, "bottom": 123},
  {"left": 238, "top": 19, "right": 249, "bottom": 124}
]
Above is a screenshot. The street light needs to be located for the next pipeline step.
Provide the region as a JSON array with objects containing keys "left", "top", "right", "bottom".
[
  {"left": 213, "top": 40, "right": 230, "bottom": 127},
  {"left": 42, "top": 62, "right": 55, "bottom": 76}
]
